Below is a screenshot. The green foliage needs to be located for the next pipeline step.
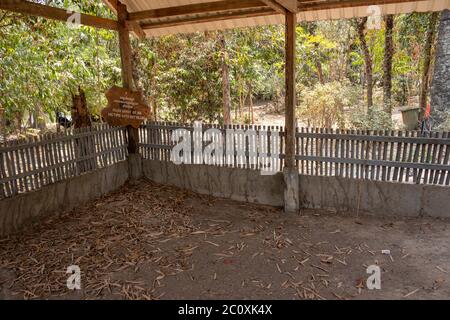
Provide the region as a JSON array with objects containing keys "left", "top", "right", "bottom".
[
  {"left": 0, "top": 1, "right": 120, "bottom": 130},
  {"left": 348, "top": 106, "right": 394, "bottom": 130},
  {"left": 298, "top": 81, "right": 359, "bottom": 128},
  {"left": 0, "top": 2, "right": 445, "bottom": 131}
]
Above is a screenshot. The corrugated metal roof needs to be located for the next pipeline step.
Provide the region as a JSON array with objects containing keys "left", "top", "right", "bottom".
[{"left": 115, "top": 0, "right": 450, "bottom": 37}]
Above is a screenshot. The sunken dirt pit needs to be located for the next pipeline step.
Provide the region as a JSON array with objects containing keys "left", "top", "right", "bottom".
[{"left": 0, "top": 180, "right": 449, "bottom": 300}]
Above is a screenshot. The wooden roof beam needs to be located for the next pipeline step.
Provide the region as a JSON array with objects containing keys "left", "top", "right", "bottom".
[
  {"left": 0, "top": 0, "right": 119, "bottom": 31},
  {"left": 297, "top": 0, "right": 420, "bottom": 12},
  {"left": 259, "top": 0, "right": 288, "bottom": 14},
  {"left": 128, "top": 0, "right": 269, "bottom": 21},
  {"left": 260, "top": 0, "right": 299, "bottom": 13},
  {"left": 140, "top": 7, "right": 275, "bottom": 30},
  {"left": 276, "top": 0, "right": 299, "bottom": 13}
]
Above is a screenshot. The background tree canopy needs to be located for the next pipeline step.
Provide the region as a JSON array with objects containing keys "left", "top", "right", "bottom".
[{"left": 0, "top": 0, "right": 448, "bottom": 134}]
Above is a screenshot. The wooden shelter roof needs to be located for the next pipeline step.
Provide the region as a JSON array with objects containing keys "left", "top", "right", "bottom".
[{"left": 105, "top": 0, "right": 450, "bottom": 37}]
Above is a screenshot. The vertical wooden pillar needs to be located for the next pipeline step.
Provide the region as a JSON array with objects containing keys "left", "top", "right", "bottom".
[
  {"left": 284, "top": 11, "right": 296, "bottom": 169},
  {"left": 117, "top": 2, "right": 139, "bottom": 154},
  {"left": 283, "top": 10, "right": 299, "bottom": 213}
]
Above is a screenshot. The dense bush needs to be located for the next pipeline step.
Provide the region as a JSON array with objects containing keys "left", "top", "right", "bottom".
[
  {"left": 348, "top": 106, "right": 394, "bottom": 130},
  {"left": 297, "top": 81, "right": 359, "bottom": 128}
]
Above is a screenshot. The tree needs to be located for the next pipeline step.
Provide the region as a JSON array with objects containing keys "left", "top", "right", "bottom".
[
  {"left": 219, "top": 32, "right": 231, "bottom": 125},
  {"left": 383, "top": 15, "right": 394, "bottom": 114},
  {"left": 418, "top": 12, "right": 438, "bottom": 122},
  {"left": 430, "top": 10, "right": 450, "bottom": 128},
  {"left": 357, "top": 17, "right": 373, "bottom": 112}
]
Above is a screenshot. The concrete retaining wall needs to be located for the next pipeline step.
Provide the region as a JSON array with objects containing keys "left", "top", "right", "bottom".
[
  {"left": 143, "top": 160, "right": 450, "bottom": 218},
  {"left": 2, "top": 159, "right": 448, "bottom": 237},
  {"left": 142, "top": 159, "right": 284, "bottom": 206},
  {"left": 0, "top": 161, "right": 129, "bottom": 236},
  {"left": 299, "top": 175, "right": 450, "bottom": 218}
]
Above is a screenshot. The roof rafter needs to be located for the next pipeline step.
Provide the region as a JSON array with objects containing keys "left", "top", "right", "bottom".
[
  {"left": 140, "top": 7, "right": 275, "bottom": 30},
  {"left": 276, "top": 0, "right": 299, "bottom": 13},
  {"left": 259, "top": 0, "right": 288, "bottom": 14},
  {"left": 128, "top": 0, "right": 270, "bottom": 21},
  {"left": 297, "top": 0, "right": 423, "bottom": 11},
  {"left": 0, "top": 0, "right": 119, "bottom": 31}
]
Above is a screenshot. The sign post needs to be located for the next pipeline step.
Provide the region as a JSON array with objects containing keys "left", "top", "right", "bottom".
[{"left": 101, "top": 86, "right": 149, "bottom": 129}]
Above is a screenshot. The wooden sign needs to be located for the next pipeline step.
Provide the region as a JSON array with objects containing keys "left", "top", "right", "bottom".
[{"left": 101, "top": 86, "right": 149, "bottom": 128}]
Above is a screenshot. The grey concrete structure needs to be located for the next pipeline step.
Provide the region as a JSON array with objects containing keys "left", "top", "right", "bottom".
[
  {"left": 2, "top": 159, "right": 449, "bottom": 237},
  {"left": 0, "top": 161, "right": 129, "bottom": 236},
  {"left": 283, "top": 167, "right": 300, "bottom": 213},
  {"left": 142, "top": 159, "right": 284, "bottom": 206},
  {"left": 299, "top": 175, "right": 450, "bottom": 218},
  {"left": 143, "top": 160, "right": 450, "bottom": 218},
  {"left": 128, "top": 153, "right": 143, "bottom": 185}
]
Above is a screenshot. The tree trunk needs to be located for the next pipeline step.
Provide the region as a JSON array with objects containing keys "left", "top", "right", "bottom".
[
  {"left": 419, "top": 12, "right": 439, "bottom": 122},
  {"left": 149, "top": 58, "right": 159, "bottom": 121},
  {"left": 219, "top": 33, "right": 231, "bottom": 125},
  {"left": 308, "top": 22, "right": 325, "bottom": 85},
  {"left": 357, "top": 17, "right": 373, "bottom": 113},
  {"left": 71, "top": 88, "right": 96, "bottom": 173},
  {"left": 430, "top": 10, "right": 449, "bottom": 128},
  {"left": 238, "top": 78, "right": 244, "bottom": 119},
  {"left": 247, "top": 82, "right": 254, "bottom": 124},
  {"left": 71, "top": 88, "right": 91, "bottom": 129},
  {"left": 316, "top": 61, "right": 325, "bottom": 85},
  {"left": 383, "top": 15, "right": 394, "bottom": 114}
]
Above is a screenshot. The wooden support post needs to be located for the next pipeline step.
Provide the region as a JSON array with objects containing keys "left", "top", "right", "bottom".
[
  {"left": 284, "top": 11, "right": 296, "bottom": 169},
  {"left": 283, "top": 11, "right": 299, "bottom": 213},
  {"left": 117, "top": 2, "right": 139, "bottom": 154}
]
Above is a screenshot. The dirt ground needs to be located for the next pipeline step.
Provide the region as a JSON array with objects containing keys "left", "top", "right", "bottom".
[
  {"left": 252, "top": 101, "right": 405, "bottom": 129},
  {"left": 0, "top": 180, "right": 449, "bottom": 300}
]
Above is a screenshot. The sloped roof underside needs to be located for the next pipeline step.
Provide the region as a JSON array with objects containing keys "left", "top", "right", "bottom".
[{"left": 116, "top": 0, "right": 450, "bottom": 37}]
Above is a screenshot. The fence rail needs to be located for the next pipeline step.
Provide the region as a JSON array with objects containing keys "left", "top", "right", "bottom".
[
  {"left": 0, "top": 124, "right": 127, "bottom": 199},
  {"left": 1, "top": 122, "right": 449, "bottom": 200},
  {"left": 139, "top": 122, "right": 286, "bottom": 171},
  {"left": 297, "top": 128, "right": 450, "bottom": 185},
  {"left": 140, "top": 122, "right": 450, "bottom": 186}
]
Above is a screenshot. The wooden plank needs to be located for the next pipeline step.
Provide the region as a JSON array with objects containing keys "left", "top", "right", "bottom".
[
  {"left": 439, "top": 132, "right": 449, "bottom": 185},
  {"left": 0, "top": 146, "right": 8, "bottom": 197},
  {"left": 5, "top": 142, "right": 18, "bottom": 195},
  {"left": 117, "top": 2, "right": 139, "bottom": 155},
  {"left": 399, "top": 131, "right": 409, "bottom": 182},
  {"left": 349, "top": 129, "right": 355, "bottom": 179},
  {"left": 259, "top": 0, "right": 287, "bottom": 14},
  {"left": 295, "top": 131, "right": 450, "bottom": 145},
  {"left": 0, "top": 144, "right": 125, "bottom": 185},
  {"left": 0, "top": 126, "right": 120, "bottom": 152},
  {"left": 294, "top": 155, "right": 450, "bottom": 172},
  {"left": 141, "top": 7, "right": 275, "bottom": 30},
  {"left": 428, "top": 131, "right": 439, "bottom": 184},
  {"left": 370, "top": 130, "right": 375, "bottom": 180},
  {"left": 276, "top": 0, "right": 299, "bottom": 13},
  {"left": 416, "top": 131, "right": 428, "bottom": 184},
  {"left": 297, "top": 0, "right": 426, "bottom": 12},
  {"left": 129, "top": 0, "right": 267, "bottom": 20},
  {"left": 374, "top": 130, "right": 381, "bottom": 180},
  {"left": 366, "top": 130, "right": 372, "bottom": 179},
  {"left": 0, "top": 0, "right": 119, "bottom": 31},
  {"left": 284, "top": 11, "right": 297, "bottom": 169},
  {"left": 405, "top": 131, "right": 417, "bottom": 183}
]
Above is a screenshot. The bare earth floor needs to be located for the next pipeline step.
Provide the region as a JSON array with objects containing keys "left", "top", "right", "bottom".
[{"left": 0, "top": 180, "right": 449, "bottom": 300}]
